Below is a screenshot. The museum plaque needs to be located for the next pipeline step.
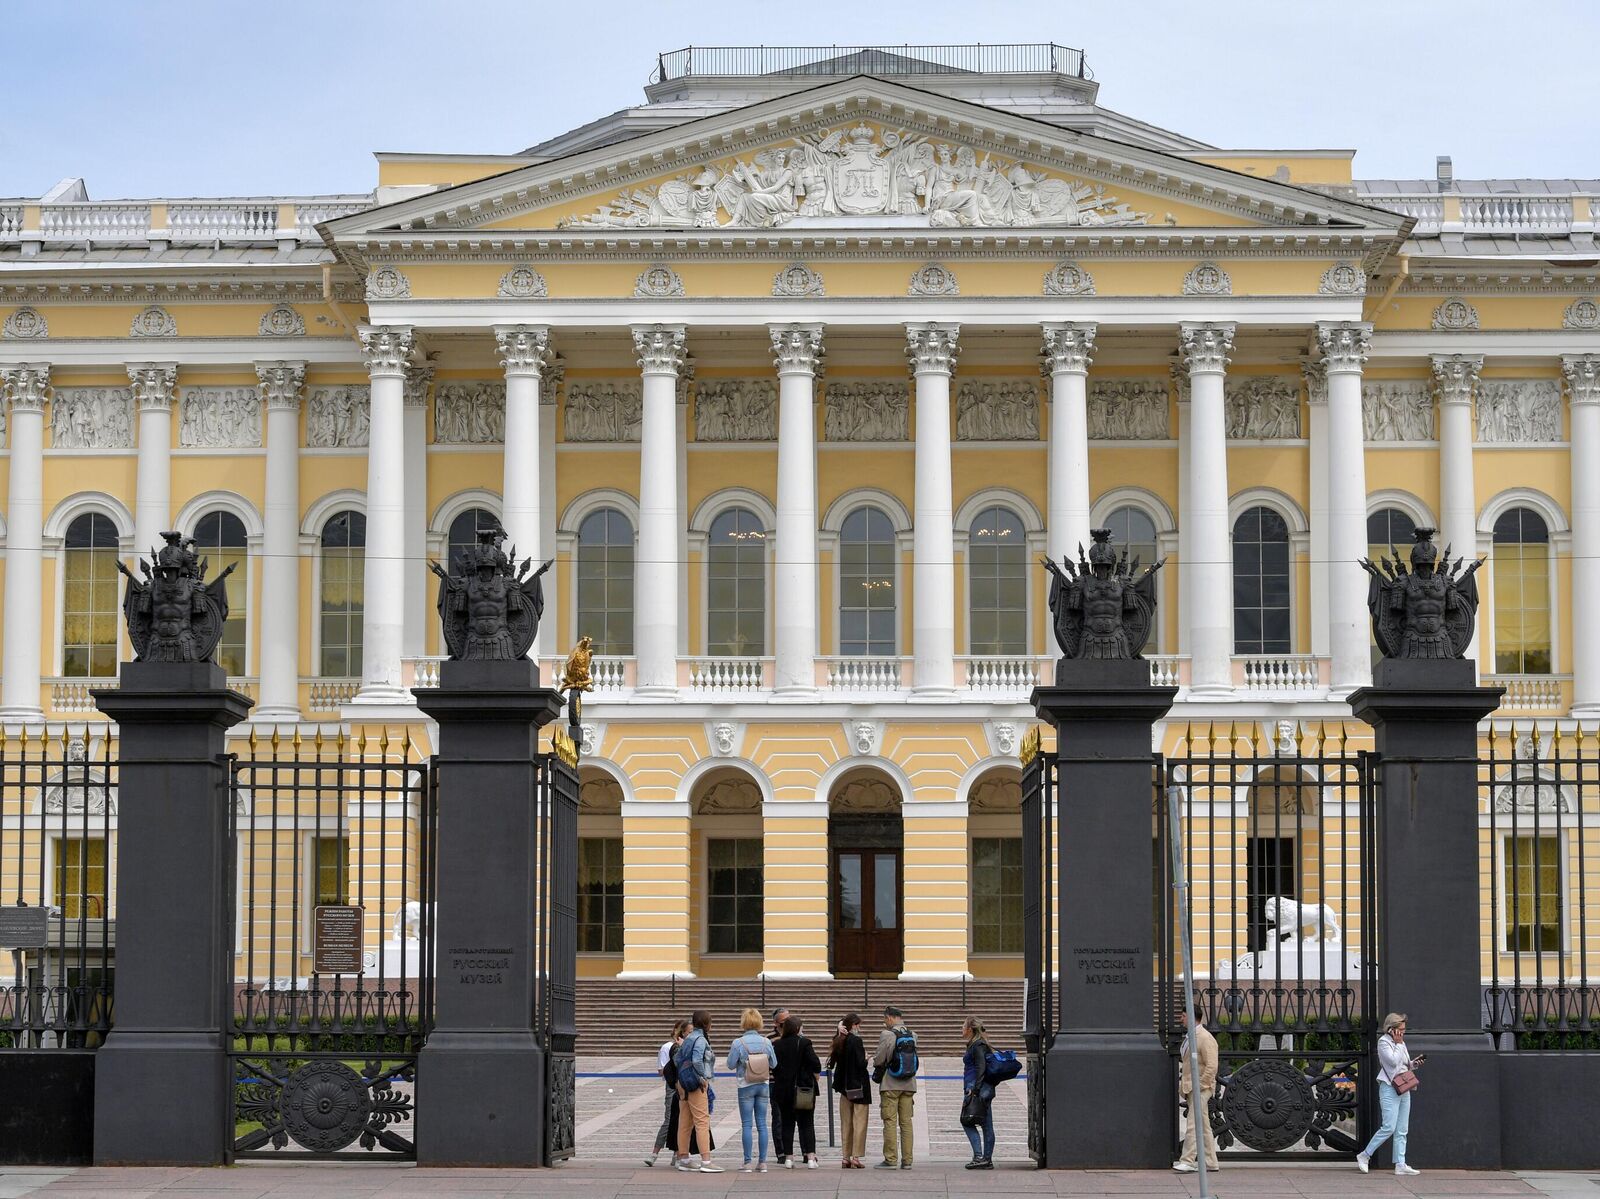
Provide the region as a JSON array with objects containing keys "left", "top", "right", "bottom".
[
  {"left": 313, "top": 904, "right": 365, "bottom": 975},
  {"left": 0, "top": 904, "right": 49, "bottom": 950}
]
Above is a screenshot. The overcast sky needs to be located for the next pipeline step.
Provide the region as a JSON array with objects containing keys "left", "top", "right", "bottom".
[{"left": 5, "top": 0, "right": 1596, "bottom": 199}]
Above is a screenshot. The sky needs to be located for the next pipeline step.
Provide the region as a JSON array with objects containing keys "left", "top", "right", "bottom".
[{"left": 4, "top": 0, "right": 1597, "bottom": 199}]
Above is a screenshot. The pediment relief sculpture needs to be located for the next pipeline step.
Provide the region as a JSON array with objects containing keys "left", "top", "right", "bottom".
[
  {"left": 180, "top": 387, "right": 263, "bottom": 448},
  {"left": 1476, "top": 379, "right": 1562, "bottom": 443},
  {"left": 1088, "top": 380, "right": 1169, "bottom": 439},
  {"left": 565, "top": 380, "right": 643, "bottom": 443},
  {"left": 51, "top": 387, "right": 134, "bottom": 449},
  {"left": 1225, "top": 377, "right": 1301, "bottom": 439},
  {"left": 1362, "top": 380, "right": 1435, "bottom": 441},
  {"left": 558, "top": 123, "right": 1147, "bottom": 231},
  {"left": 696, "top": 777, "right": 761, "bottom": 815},
  {"left": 434, "top": 380, "right": 507, "bottom": 444},
  {"left": 969, "top": 775, "right": 1022, "bottom": 812},
  {"left": 824, "top": 379, "right": 909, "bottom": 441},
  {"left": 831, "top": 776, "right": 900, "bottom": 813},
  {"left": 306, "top": 386, "right": 371, "bottom": 448},
  {"left": 956, "top": 378, "right": 1039, "bottom": 441},
  {"left": 695, "top": 379, "right": 777, "bottom": 442},
  {"left": 579, "top": 776, "right": 623, "bottom": 813}
]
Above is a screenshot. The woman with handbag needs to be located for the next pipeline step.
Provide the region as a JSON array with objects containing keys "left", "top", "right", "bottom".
[
  {"left": 959, "top": 1016, "right": 997, "bottom": 1169},
  {"left": 726, "top": 1007, "right": 777, "bottom": 1172},
  {"left": 772, "top": 1015, "right": 823, "bottom": 1168},
  {"left": 1357, "top": 1012, "right": 1424, "bottom": 1177},
  {"left": 828, "top": 1013, "right": 871, "bottom": 1168}
]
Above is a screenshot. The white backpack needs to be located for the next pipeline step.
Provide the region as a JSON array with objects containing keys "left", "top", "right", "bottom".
[{"left": 741, "top": 1033, "right": 772, "bottom": 1084}]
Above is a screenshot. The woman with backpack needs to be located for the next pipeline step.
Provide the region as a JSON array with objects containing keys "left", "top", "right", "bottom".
[
  {"left": 771, "top": 1015, "right": 823, "bottom": 1168},
  {"left": 960, "top": 1016, "right": 996, "bottom": 1169},
  {"left": 726, "top": 1008, "right": 777, "bottom": 1172},
  {"left": 672, "top": 1010, "right": 722, "bottom": 1173},
  {"left": 827, "top": 1013, "right": 871, "bottom": 1168}
]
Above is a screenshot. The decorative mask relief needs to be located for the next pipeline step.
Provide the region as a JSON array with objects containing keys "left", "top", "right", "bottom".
[
  {"left": 50, "top": 387, "right": 134, "bottom": 449},
  {"left": 434, "top": 380, "right": 507, "bottom": 444},
  {"left": 305, "top": 386, "right": 371, "bottom": 448},
  {"left": 991, "top": 722, "right": 1017, "bottom": 756},
  {"left": 1362, "top": 380, "right": 1435, "bottom": 442},
  {"left": 824, "top": 379, "right": 909, "bottom": 441},
  {"left": 559, "top": 123, "right": 1147, "bottom": 230},
  {"left": 852, "top": 721, "right": 879, "bottom": 756},
  {"left": 1476, "top": 379, "right": 1562, "bottom": 443},
  {"left": 1225, "top": 377, "right": 1301, "bottom": 439},
  {"left": 564, "top": 380, "right": 643, "bottom": 443},
  {"left": 695, "top": 379, "right": 777, "bottom": 442},
  {"left": 711, "top": 722, "right": 738, "bottom": 756},
  {"left": 956, "top": 378, "right": 1039, "bottom": 441},
  {"left": 1088, "top": 380, "right": 1169, "bottom": 440},
  {"left": 180, "top": 387, "right": 263, "bottom": 448}
]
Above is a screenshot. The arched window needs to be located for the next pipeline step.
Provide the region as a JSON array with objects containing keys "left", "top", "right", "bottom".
[
  {"left": 1232, "top": 506, "right": 1291, "bottom": 655},
  {"left": 968, "top": 505, "right": 1026, "bottom": 654},
  {"left": 62, "top": 513, "right": 120, "bottom": 678},
  {"left": 1492, "top": 507, "right": 1552, "bottom": 675},
  {"left": 191, "top": 511, "right": 248, "bottom": 676},
  {"left": 577, "top": 508, "right": 634, "bottom": 655},
  {"left": 1104, "top": 505, "right": 1159, "bottom": 570},
  {"left": 707, "top": 507, "right": 766, "bottom": 655},
  {"left": 839, "top": 506, "right": 896, "bottom": 656},
  {"left": 319, "top": 511, "right": 365, "bottom": 677},
  {"left": 447, "top": 506, "right": 500, "bottom": 569},
  {"left": 1367, "top": 507, "right": 1418, "bottom": 665}
]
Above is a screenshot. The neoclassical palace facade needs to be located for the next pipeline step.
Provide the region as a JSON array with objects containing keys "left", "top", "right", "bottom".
[{"left": 3, "top": 45, "right": 1597, "bottom": 982}]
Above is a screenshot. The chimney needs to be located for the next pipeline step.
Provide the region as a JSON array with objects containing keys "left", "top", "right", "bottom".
[{"left": 1435, "top": 155, "right": 1453, "bottom": 190}]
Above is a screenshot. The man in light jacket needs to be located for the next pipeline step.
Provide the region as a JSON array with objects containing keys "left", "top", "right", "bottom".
[
  {"left": 871, "top": 1005, "right": 917, "bottom": 1169},
  {"left": 1174, "top": 1002, "right": 1219, "bottom": 1173}
]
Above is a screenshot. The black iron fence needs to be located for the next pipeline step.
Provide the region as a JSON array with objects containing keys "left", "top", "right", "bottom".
[
  {"left": 1020, "top": 747, "right": 1055, "bottom": 1164},
  {"left": 226, "top": 728, "right": 435, "bottom": 1159},
  {"left": 0, "top": 726, "right": 116, "bottom": 1050},
  {"left": 537, "top": 752, "right": 580, "bottom": 1164},
  {"left": 1480, "top": 723, "right": 1598, "bottom": 1048},
  {"left": 653, "top": 43, "right": 1088, "bottom": 83}
]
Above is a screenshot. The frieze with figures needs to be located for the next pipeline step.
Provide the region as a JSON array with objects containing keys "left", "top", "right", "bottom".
[
  {"left": 1362, "top": 380, "right": 1435, "bottom": 442},
  {"left": 434, "top": 381, "right": 507, "bottom": 444},
  {"left": 824, "top": 379, "right": 910, "bottom": 442},
  {"left": 564, "top": 380, "right": 643, "bottom": 443},
  {"left": 956, "top": 378, "right": 1039, "bottom": 441},
  {"left": 51, "top": 387, "right": 134, "bottom": 449},
  {"left": 305, "top": 386, "right": 370, "bottom": 448},
  {"left": 559, "top": 123, "right": 1147, "bottom": 230},
  {"left": 695, "top": 379, "right": 777, "bottom": 442},
  {"left": 1476, "top": 379, "right": 1562, "bottom": 443},
  {"left": 1224, "top": 377, "right": 1301, "bottom": 439},
  {"left": 1087, "top": 380, "right": 1169, "bottom": 440},
  {"left": 180, "top": 387, "right": 263, "bottom": 448}
]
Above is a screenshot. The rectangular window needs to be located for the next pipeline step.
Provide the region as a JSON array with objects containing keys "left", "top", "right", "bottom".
[
  {"left": 312, "top": 835, "right": 348, "bottom": 907},
  {"left": 972, "top": 837, "right": 1023, "bottom": 954},
  {"left": 707, "top": 838, "right": 763, "bottom": 954},
  {"left": 1504, "top": 835, "right": 1561, "bottom": 952},
  {"left": 54, "top": 837, "right": 108, "bottom": 919},
  {"left": 579, "top": 837, "right": 624, "bottom": 953}
]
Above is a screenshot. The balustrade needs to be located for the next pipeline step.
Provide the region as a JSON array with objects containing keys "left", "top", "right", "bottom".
[
  {"left": 820, "top": 655, "right": 909, "bottom": 693},
  {"left": 685, "top": 656, "right": 769, "bottom": 694},
  {"left": 958, "top": 654, "right": 1048, "bottom": 693},
  {"left": 402, "top": 656, "right": 445, "bottom": 690},
  {"left": 1147, "top": 654, "right": 1186, "bottom": 689},
  {"left": 1234, "top": 654, "right": 1322, "bottom": 694},
  {"left": 169, "top": 203, "right": 278, "bottom": 243},
  {"left": 0, "top": 197, "right": 371, "bottom": 247},
  {"left": 1486, "top": 674, "right": 1569, "bottom": 713},
  {"left": 39, "top": 202, "right": 151, "bottom": 242},
  {"left": 48, "top": 676, "right": 255, "bottom": 713},
  {"left": 306, "top": 678, "right": 361, "bottom": 712},
  {"left": 0, "top": 205, "right": 22, "bottom": 238}
]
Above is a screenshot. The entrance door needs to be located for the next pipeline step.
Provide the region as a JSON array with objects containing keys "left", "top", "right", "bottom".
[
  {"left": 832, "top": 849, "right": 902, "bottom": 976},
  {"left": 1247, "top": 837, "right": 1298, "bottom": 952}
]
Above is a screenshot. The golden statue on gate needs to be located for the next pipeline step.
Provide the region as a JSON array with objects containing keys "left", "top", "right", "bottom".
[{"left": 559, "top": 636, "right": 595, "bottom": 693}]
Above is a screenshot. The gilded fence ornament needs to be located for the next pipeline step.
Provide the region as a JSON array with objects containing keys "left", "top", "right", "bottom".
[
  {"left": 1360, "top": 527, "right": 1483, "bottom": 659},
  {"left": 1043, "top": 528, "right": 1162, "bottom": 660},
  {"left": 118, "top": 531, "right": 236, "bottom": 663},
  {"left": 559, "top": 636, "right": 595, "bottom": 694},
  {"left": 428, "top": 524, "right": 551, "bottom": 661}
]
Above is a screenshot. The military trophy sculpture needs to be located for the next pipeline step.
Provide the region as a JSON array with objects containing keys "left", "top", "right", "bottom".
[
  {"left": 429, "top": 525, "right": 552, "bottom": 663},
  {"left": 1043, "top": 527, "right": 1162, "bottom": 680},
  {"left": 1360, "top": 526, "right": 1483, "bottom": 661},
  {"left": 117, "top": 530, "right": 236, "bottom": 663}
]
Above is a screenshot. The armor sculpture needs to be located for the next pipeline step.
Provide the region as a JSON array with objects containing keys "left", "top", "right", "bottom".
[
  {"left": 429, "top": 524, "right": 552, "bottom": 661},
  {"left": 1043, "top": 528, "right": 1161, "bottom": 660},
  {"left": 117, "top": 531, "right": 236, "bottom": 663},
  {"left": 1361, "top": 527, "right": 1483, "bottom": 659}
]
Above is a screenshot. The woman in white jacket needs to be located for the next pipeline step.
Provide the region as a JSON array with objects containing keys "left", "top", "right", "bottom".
[{"left": 1357, "top": 1012, "right": 1423, "bottom": 1176}]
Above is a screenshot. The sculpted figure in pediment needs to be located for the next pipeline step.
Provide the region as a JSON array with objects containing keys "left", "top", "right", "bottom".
[
  {"left": 565, "top": 381, "right": 643, "bottom": 443},
  {"left": 824, "top": 380, "right": 909, "bottom": 442}
]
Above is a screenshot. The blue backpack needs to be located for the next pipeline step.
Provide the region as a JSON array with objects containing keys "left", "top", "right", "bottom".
[
  {"left": 887, "top": 1029, "right": 919, "bottom": 1080},
  {"left": 675, "top": 1031, "right": 705, "bottom": 1092},
  {"left": 984, "top": 1048, "right": 1021, "bottom": 1084}
]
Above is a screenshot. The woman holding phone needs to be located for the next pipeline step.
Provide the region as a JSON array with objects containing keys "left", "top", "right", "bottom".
[{"left": 1357, "top": 1013, "right": 1423, "bottom": 1176}]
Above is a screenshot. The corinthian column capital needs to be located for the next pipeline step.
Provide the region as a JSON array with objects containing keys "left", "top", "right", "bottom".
[
  {"left": 255, "top": 361, "right": 306, "bottom": 411},
  {"left": 1316, "top": 321, "right": 1373, "bottom": 372},
  {"left": 494, "top": 324, "right": 551, "bottom": 377},
  {"left": 358, "top": 325, "right": 415, "bottom": 377},
  {"left": 127, "top": 363, "right": 177, "bottom": 410},
  {"left": 1430, "top": 353, "right": 1483, "bottom": 407},
  {"left": 1562, "top": 354, "right": 1600, "bottom": 406},
  {"left": 769, "top": 324, "right": 824, "bottom": 374},
  {"left": 1178, "top": 322, "right": 1235, "bottom": 374},
  {"left": 632, "top": 324, "right": 688, "bottom": 376},
  {"left": 905, "top": 322, "right": 960, "bottom": 375},
  {"left": 0, "top": 363, "right": 50, "bottom": 413},
  {"left": 403, "top": 360, "right": 434, "bottom": 408},
  {"left": 1041, "top": 322, "right": 1097, "bottom": 375}
]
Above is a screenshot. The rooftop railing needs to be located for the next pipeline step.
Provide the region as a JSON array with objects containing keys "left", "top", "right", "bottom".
[
  {"left": 652, "top": 43, "right": 1088, "bottom": 83},
  {"left": 1363, "top": 191, "right": 1586, "bottom": 237},
  {"left": 0, "top": 196, "right": 372, "bottom": 248}
]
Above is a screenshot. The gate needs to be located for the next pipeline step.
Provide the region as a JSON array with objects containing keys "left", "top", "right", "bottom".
[
  {"left": 1157, "top": 723, "right": 1378, "bottom": 1159},
  {"left": 226, "top": 732, "right": 435, "bottom": 1160},
  {"left": 536, "top": 751, "right": 579, "bottom": 1164},
  {"left": 1019, "top": 743, "right": 1055, "bottom": 1164}
]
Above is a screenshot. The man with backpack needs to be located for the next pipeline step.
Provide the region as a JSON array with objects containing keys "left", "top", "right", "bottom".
[
  {"left": 871, "top": 1005, "right": 918, "bottom": 1169},
  {"left": 672, "top": 1010, "right": 722, "bottom": 1172}
]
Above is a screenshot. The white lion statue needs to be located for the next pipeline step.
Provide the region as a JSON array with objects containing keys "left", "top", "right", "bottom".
[
  {"left": 1265, "top": 895, "right": 1341, "bottom": 946},
  {"left": 391, "top": 900, "right": 437, "bottom": 942}
]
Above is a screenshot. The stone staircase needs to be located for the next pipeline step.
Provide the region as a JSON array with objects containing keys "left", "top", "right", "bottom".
[{"left": 575, "top": 977, "right": 1025, "bottom": 1056}]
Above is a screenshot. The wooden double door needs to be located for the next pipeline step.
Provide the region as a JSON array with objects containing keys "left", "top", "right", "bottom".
[{"left": 831, "top": 846, "right": 902, "bottom": 976}]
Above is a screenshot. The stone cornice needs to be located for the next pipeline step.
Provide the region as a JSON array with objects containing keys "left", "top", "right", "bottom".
[
  {"left": 1041, "top": 322, "right": 1097, "bottom": 375},
  {"left": 0, "top": 275, "right": 357, "bottom": 306},
  {"left": 1178, "top": 322, "right": 1235, "bottom": 374},
  {"left": 127, "top": 363, "right": 178, "bottom": 410},
  {"left": 0, "top": 363, "right": 50, "bottom": 412},
  {"left": 1393, "top": 266, "right": 1600, "bottom": 296},
  {"left": 494, "top": 325, "right": 551, "bottom": 377},
  {"left": 1430, "top": 353, "right": 1483, "bottom": 406},
  {"left": 1561, "top": 354, "right": 1600, "bottom": 406},
  {"left": 631, "top": 324, "right": 688, "bottom": 375},
  {"left": 255, "top": 361, "right": 306, "bottom": 410},
  {"left": 769, "top": 324, "right": 824, "bottom": 374},
  {"left": 358, "top": 325, "right": 414, "bottom": 376},
  {"left": 905, "top": 323, "right": 960, "bottom": 374},
  {"left": 1316, "top": 321, "right": 1372, "bottom": 372}
]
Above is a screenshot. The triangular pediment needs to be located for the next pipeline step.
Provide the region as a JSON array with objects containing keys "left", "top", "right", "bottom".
[{"left": 329, "top": 78, "right": 1404, "bottom": 242}]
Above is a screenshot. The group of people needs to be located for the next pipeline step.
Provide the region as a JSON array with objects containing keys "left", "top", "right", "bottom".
[{"left": 644, "top": 1005, "right": 1007, "bottom": 1174}]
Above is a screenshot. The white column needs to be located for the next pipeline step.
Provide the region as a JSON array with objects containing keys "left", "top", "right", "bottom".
[
  {"left": 355, "top": 325, "right": 414, "bottom": 704},
  {"left": 0, "top": 364, "right": 49, "bottom": 721},
  {"left": 129, "top": 363, "right": 177, "bottom": 557},
  {"left": 770, "top": 324, "right": 823, "bottom": 696},
  {"left": 1041, "top": 323, "right": 1095, "bottom": 564},
  {"left": 1179, "top": 322, "right": 1235, "bottom": 699},
  {"left": 1173, "top": 361, "right": 1191, "bottom": 655},
  {"left": 401, "top": 362, "right": 432, "bottom": 660},
  {"left": 1319, "top": 322, "right": 1374, "bottom": 696},
  {"left": 495, "top": 325, "right": 550, "bottom": 659},
  {"left": 1433, "top": 353, "right": 1483, "bottom": 669},
  {"left": 254, "top": 361, "right": 305, "bottom": 721},
  {"left": 1303, "top": 359, "right": 1330, "bottom": 659},
  {"left": 632, "top": 325, "right": 687, "bottom": 697},
  {"left": 1565, "top": 355, "right": 1600, "bottom": 714},
  {"left": 907, "top": 323, "right": 959, "bottom": 697},
  {"left": 540, "top": 356, "right": 562, "bottom": 653}
]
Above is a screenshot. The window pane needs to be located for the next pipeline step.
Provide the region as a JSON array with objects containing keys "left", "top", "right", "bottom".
[
  {"left": 967, "top": 506, "right": 1027, "bottom": 654},
  {"left": 873, "top": 855, "right": 898, "bottom": 929},
  {"left": 62, "top": 515, "right": 121, "bottom": 679},
  {"left": 577, "top": 509, "right": 635, "bottom": 654},
  {"left": 971, "top": 837, "right": 1024, "bottom": 955},
  {"left": 706, "top": 838, "right": 763, "bottom": 955},
  {"left": 578, "top": 838, "right": 625, "bottom": 953},
  {"left": 1491, "top": 510, "right": 1553, "bottom": 674},
  {"left": 839, "top": 506, "right": 897, "bottom": 654},
  {"left": 1232, "top": 506, "right": 1292, "bottom": 655},
  {"left": 837, "top": 854, "right": 862, "bottom": 929},
  {"left": 320, "top": 516, "right": 365, "bottom": 677}
]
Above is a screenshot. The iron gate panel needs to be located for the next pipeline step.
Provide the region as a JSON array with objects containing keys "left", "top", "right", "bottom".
[
  {"left": 226, "top": 736, "right": 435, "bottom": 1160},
  {"left": 1158, "top": 725, "right": 1379, "bottom": 1160},
  {"left": 538, "top": 752, "right": 579, "bottom": 1164},
  {"left": 1020, "top": 749, "right": 1055, "bottom": 1164}
]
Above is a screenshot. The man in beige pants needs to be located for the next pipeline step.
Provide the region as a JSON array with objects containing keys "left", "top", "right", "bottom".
[
  {"left": 1174, "top": 1002, "right": 1220, "bottom": 1173},
  {"left": 871, "top": 1006, "right": 917, "bottom": 1169}
]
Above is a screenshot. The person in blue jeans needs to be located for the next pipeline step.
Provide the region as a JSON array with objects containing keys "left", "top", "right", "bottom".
[
  {"left": 727, "top": 1007, "right": 777, "bottom": 1172},
  {"left": 1357, "top": 1013, "right": 1423, "bottom": 1177},
  {"left": 960, "top": 1016, "right": 996, "bottom": 1169}
]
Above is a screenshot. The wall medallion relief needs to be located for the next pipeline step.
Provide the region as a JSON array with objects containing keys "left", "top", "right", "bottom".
[
  {"left": 130, "top": 305, "right": 177, "bottom": 337},
  {"left": 1431, "top": 297, "right": 1480, "bottom": 331},
  {"left": 498, "top": 264, "right": 549, "bottom": 299},
  {"left": 1564, "top": 297, "right": 1600, "bottom": 330},
  {"left": 908, "top": 262, "right": 958, "bottom": 296},
  {"left": 2, "top": 306, "right": 48, "bottom": 338},
  {"left": 1182, "top": 262, "right": 1232, "bottom": 296},
  {"left": 634, "top": 264, "right": 685, "bottom": 298},
  {"left": 1317, "top": 261, "right": 1367, "bottom": 295},
  {"left": 1042, "top": 260, "right": 1095, "bottom": 296},
  {"left": 772, "top": 262, "right": 825, "bottom": 297},
  {"left": 366, "top": 267, "right": 411, "bottom": 301},
  {"left": 258, "top": 304, "right": 305, "bottom": 337}
]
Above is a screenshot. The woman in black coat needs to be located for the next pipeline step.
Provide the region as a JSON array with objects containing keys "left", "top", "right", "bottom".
[
  {"left": 827, "top": 1013, "right": 871, "bottom": 1168},
  {"left": 771, "top": 1015, "right": 823, "bottom": 1167}
]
